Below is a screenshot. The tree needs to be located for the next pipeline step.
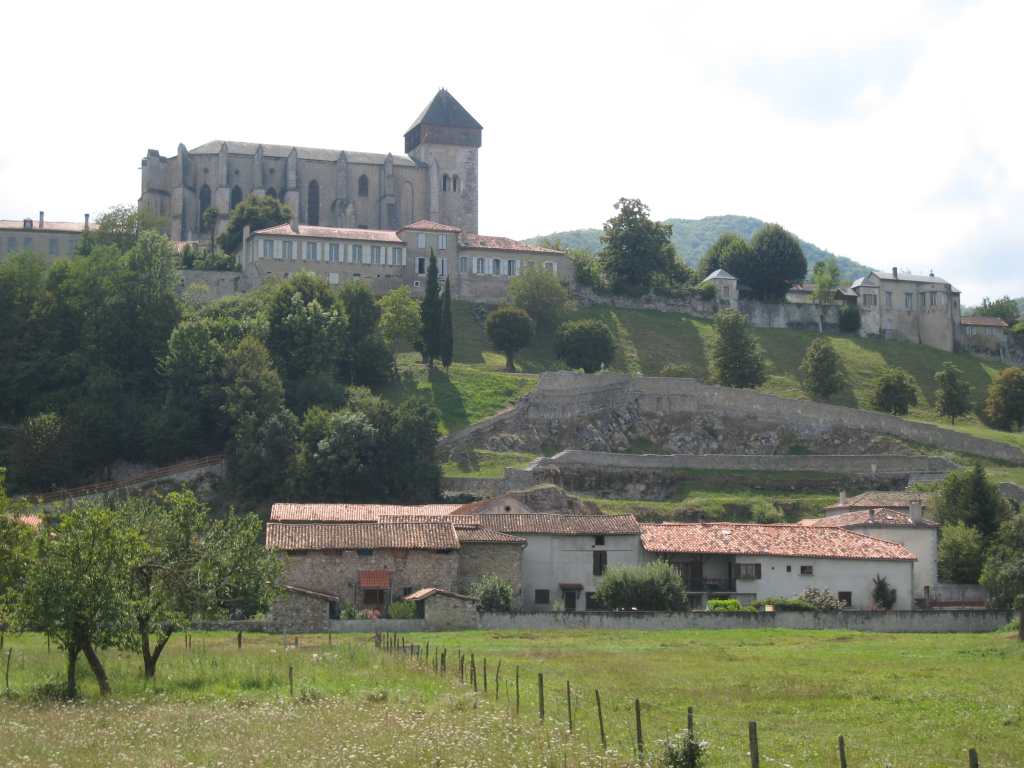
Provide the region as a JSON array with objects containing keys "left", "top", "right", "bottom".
[
  {"left": 697, "top": 233, "right": 753, "bottom": 282},
  {"left": 593, "top": 561, "right": 687, "bottom": 612},
  {"left": 709, "top": 309, "right": 765, "bottom": 388},
  {"left": 838, "top": 303, "right": 861, "bottom": 333},
  {"left": 983, "top": 367, "right": 1024, "bottom": 431},
  {"left": 338, "top": 281, "right": 381, "bottom": 342},
  {"left": 223, "top": 336, "right": 285, "bottom": 426},
  {"left": 0, "top": 470, "right": 35, "bottom": 635},
  {"left": 811, "top": 257, "right": 840, "bottom": 333},
  {"left": 934, "top": 362, "right": 972, "bottom": 424},
  {"left": 78, "top": 204, "right": 166, "bottom": 254},
  {"left": 217, "top": 194, "right": 291, "bottom": 254},
  {"left": 420, "top": 252, "right": 442, "bottom": 366},
  {"left": 934, "top": 464, "right": 1008, "bottom": 539},
  {"left": 871, "top": 574, "right": 897, "bottom": 610},
  {"left": 266, "top": 273, "right": 349, "bottom": 388},
  {"left": 201, "top": 207, "right": 219, "bottom": 252},
  {"left": 870, "top": 367, "right": 918, "bottom": 415},
  {"left": 599, "top": 198, "right": 676, "bottom": 294},
  {"left": 122, "top": 491, "right": 279, "bottom": 679},
  {"left": 13, "top": 412, "right": 72, "bottom": 491},
  {"left": 938, "top": 523, "right": 984, "bottom": 584},
  {"left": 485, "top": 306, "right": 534, "bottom": 372},
  {"left": 20, "top": 503, "right": 139, "bottom": 696},
  {"left": 470, "top": 574, "right": 514, "bottom": 612},
  {"left": 979, "top": 510, "right": 1024, "bottom": 639},
  {"left": 440, "top": 276, "right": 454, "bottom": 369},
  {"left": 339, "top": 281, "right": 394, "bottom": 386},
  {"left": 507, "top": 266, "right": 571, "bottom": 331},
  {"left": 747, "top": 224, "right": 807, "bottom": 301},
  {"left": 378, "top": 286, "right": 422, "bottom": 350},
  {"left": 225, "top": 408, "right": 298, "bottom": 502},
  {"left": 554, "top": 319, "right": 616, "bottom": 373},
  {"left": 978, "top": 296, "right": 1020, "bottom": 326},
  {"left": 799, "top": 336, "right": 845, "bottom": 400}
]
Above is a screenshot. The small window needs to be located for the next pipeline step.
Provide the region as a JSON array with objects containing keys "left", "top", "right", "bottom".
[
  {"left": 417, "top": 256, "right": 426, "bottom": 275},
  {"left": 919, "top": 293, "right": 927, "bottom": 309},
  {"left": 357, "top": 548, "right": 373, "bottom": 557},
  {"left": 329, "top": 600, "right": 341, "bottom": 620},
  {"left": 48, "top": 238, "right": 58, "bottom": 256},
  {"left": 506, "top": 259, "right": 516, "bottom": 276},
  {"left": 283, "top": 241, "right": 294, "bottom": 260},
  {"left": 263, "top": 240, "right": 274, "bottom": 259},
  {"left": 800, "top": 565, "right": 814, "bottom": 576},
  {"left": 905, "top": 293, "right": 913, "bottom": 309},
  {"left": 594, "top": 535, "right": 605, "bottom": 546},
  {"left": 786, "top": 565, "right": 792, "bottom": 573},
  {"left": 736, "top": 563, "right": 762, "bottom": 580},
  {"left": 329, "top": 243, "right": 339, "bottom": 263},
  {"left": 358, "top": 175, "right": 369, "bottom": 197},
  {"left": 593, "top": 550, "right": 608, "bottom": 576},
  {"left": 884, "top": 291, "right": 892, "bottom": 308},
  {"left": 392, "top": 247, "right": 403, "bottom": 266},
  {"left": 439, "top": 233, "right": 448, "bottom": 250},
  {"left": 417, "top": 233, "right": 427, "bottom": 249},
  {"left": 534, "top": 589, "right": 550, "bottom": 605},
  {"left": 442, "top": 173, "right": 450, "bottom": 192},
  {"left": 353, "top": 244, "right": 363, "bottom": 264},
  {"left": 307, "top": 242, "right": 318, "bottom": 262},
  {"left": 476, "top": 257, "right": 484, "bottom": 274},
  {"left": 458, "top": 256, "right": 469, "bottom": 273},
  {"left": 371, "top": 245, "right": 381, "bottom": 265},
  {"left": 492, "top": 258, "right": 501, "bottom": 275},
  {"left": 838, "top": 591, "right": 852, "bottom": 608},
  {"left": 362, "top": 588, "right": 385, "bottom": 606},
  {"left": 721, "top": 285, "right": 731, "bottom": 298}
]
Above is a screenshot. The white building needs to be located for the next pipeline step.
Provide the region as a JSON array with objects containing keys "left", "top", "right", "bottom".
[
  {"left": 851, "top": 267, "right": 962, "bottom": 352},
  {"left": 641, "top": 522, "right": 916, "bottom": 610},
  {"left": 699, "top": 268, "right": 738, "bottom": 308}
]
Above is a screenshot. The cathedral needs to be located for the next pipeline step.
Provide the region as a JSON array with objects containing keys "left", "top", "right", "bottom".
[{"left": 139, "top": 89, "right": 481, "bottom": 242}]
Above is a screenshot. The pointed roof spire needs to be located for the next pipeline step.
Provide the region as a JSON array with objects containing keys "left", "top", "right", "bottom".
[{"left": 405, "top": 89, "right": 482, "bottom": 153}]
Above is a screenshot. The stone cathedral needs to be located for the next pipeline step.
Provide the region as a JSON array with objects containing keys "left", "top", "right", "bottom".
[{"left": 139, "top": 89, "right": 481, "bottom": 242}]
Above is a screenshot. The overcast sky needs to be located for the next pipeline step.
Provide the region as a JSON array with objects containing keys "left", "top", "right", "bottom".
[{"left": 2, "top": 0, "right": 1021, "bottom": 304}]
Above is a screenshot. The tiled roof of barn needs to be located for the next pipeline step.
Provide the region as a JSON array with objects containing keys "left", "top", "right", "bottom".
[
  {"left": 454, "top": 526, "right": 527, "bottom": 544},
  {"left": 187, "top": 141, "right": 417, "bottom": 166},
  {"left": 270, "top": 502, "right": 462, "bottom": 522},
  {"left": 265, "top": 521, "right": 459, "bottom": 551},
  {"left": 825, "top": 491, "right": 930, "bottom": 512},
  {"left": 640, "top": 522, "right": 916, "bottom": 561},
  {"left": 961, "top": 316, "right": 1009, "bottom": 328}
]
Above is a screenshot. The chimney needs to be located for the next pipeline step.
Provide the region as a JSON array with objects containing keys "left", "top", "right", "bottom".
[
  {"left": 84, "top": 213, "right": 90, "bottom": 230},
  {"left": 39, "top": 211, "right": 44, "bottom": 229},
  {"left": 909, "top": 500, "right": 922, "bottom": 523},
  {"left": 839, "top": 490, "right": 847, "bottom": 506},
  {"left": 892, "top": 267, "right": 898, "bottom": 279}
]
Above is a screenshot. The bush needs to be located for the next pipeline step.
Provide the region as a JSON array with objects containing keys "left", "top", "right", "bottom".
[
  {"left": 593, "top": 561, "right": 687, "bottom": 612},
  {"left": 800, "top": 587, "right": 843, "bottom": 611},
  {"left": 660, "top": 363, "right": 694, "bottom": 379},
  {"left": 554, "top": 319, "right": 616, "bottom": 373},
  {"left": 485, "top": 306, "right": 534, "bottom": 372},
  {"left": 938, "top": 522, "right": 984, "bottom": 583},
  {"left": 750, "top": 597, "right": 816, "bottom": 612},
  {"left": 709, "top": 309, "right": 766, "bottom": 388},
  {"left": 661, "top": 731, "right": 709, "bottom": 768},
  {"left": 470, "top": 574, "right": 514, "bottom": 612},
  {"left": 696, "top": 282, "right": 718, "bottom": 301},
  {"left": 871, "top": 575, "right": 897, "bottom": 610},
  {"left": 982, "top": 367, "right": 1024, "bottom": 431},
  {"left": 871, "top": 367, "right": 919, "bottom": 415},
  {"left": 838, "top": 303, "right": 861, "bottom": 333},
  {"left": 507, "top": 267, "right": 571, "bottom": 332},
  {"left": 706, "top": 598, "right": 745, "bottom": 612},
  {"left": 799, "top": 336, "right": 846, "bottom": 401},
  {"left": 386, "top": 601, "right": 416, "bottom": 619}
]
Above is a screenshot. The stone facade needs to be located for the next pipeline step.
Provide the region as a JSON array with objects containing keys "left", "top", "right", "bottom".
[
  {"left": 420, "top": 592, "right": 480, "bottom": 629},
  {"left": 140, "top": 90, "right": 480, "bottom": 243},
  {"left": 456, "top": 542, "right": 523, "bottom": 598},
  {"left": 1, "top": 213, "right": 91, "bottom": 262},
  {"left": 271, "top": 587, "right": 333, "bottom": 632},
  {"left": 852, "top": 268, "right": 962, "bottom": 352}
]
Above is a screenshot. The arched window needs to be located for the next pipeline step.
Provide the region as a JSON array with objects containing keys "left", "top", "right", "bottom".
[
  {"left": 198, "top": 185, "right": 212, "bottom": 232},
  {"left": 307, "top": 180, "right": 320, "bottom": 225},
  {"left": 265, "top": 187, "right": 277, "bottom": 200},
  {"left": 452, "top": 175, "right": 460, "bottom": 192},
  {"left": 358, "top": 175, "right": 369, "bottom": 197},
  {"left": 230, "top": 185, "right": 243, "bottom": 209},
  {"left": 442, "top": 174, "right": 450, "bottom": 192}
]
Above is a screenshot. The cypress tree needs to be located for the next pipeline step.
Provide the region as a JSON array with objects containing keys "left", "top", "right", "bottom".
[
  {"left": 420, "top": 251, "right": 441, "bottom": 366},
  {"left": 440, "top": 276, "right": 454, "bottom": 369}
]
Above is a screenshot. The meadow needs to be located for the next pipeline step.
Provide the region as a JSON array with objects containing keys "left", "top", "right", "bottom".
[{"left": 1, "top": 628, "right": 1021, "bottom": 767}]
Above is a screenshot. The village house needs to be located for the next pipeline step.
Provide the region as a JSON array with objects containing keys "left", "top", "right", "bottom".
[
  {"left": 783, "top": 282, "right": 857, "bottom": 306},
  {"left": 640, "top": 521, "right": 916, "bottom": 610},
  {"left": 851, "top": 267, "right": 962, "bottom": 352},
  {"left": 699, "top": 268, "right": 738, "bottom": 308},
  {"left": 960, "top": 315, "right": 1010, "bottom": 357},
  {"left": 1, "top": 212, "right": 91, "bottom": 262}
]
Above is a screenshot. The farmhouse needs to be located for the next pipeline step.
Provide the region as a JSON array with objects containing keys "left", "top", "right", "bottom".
[
  {"left": 960, "top": 315, "right": 1009, "bottom": 357},
  {"left": 640, "top": 522, "right": 916, "bottom": 610}
]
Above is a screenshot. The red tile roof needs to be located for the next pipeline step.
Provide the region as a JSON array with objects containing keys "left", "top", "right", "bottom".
[
  {"left": 266, "top": 521, "right": 459, "bottom": 551},
  {"left": 270, "top": 502, "right": 462, "bottom": 522},
  {"left": 825, "top": 491, "right": 929, "bottom": 512},
  {"left": 18, "top": 514, "right": 43, "bottom": 529},
  {"left": 640, "top": 522, "right": 916, "bottom": 561},
  {"left": 0, "top": 219, "right": 90, "bottom": 233},
  {"left": 399, "top": 219, "right": 462, "bottom": 233},
  {"left": 961, "top": 316, "right": 1009, "bottom": 328},
  {"left": 253, "top": 224, "right": 403, "bottom": 243},
  {"left": 800, "top": 508, "right": 939, "bottom": 529},
  {"left": 359, "top": 570, "right": 392, "bottom": 589},
  {"left": 459, "top": 233, "right": 563, "bottom": 255},
  {"left": 479, "top": 512, "right": 640, "bottom": 535},
  {"left": 403, "top": 587, "right": 475, "bottom": 602},
  {"left": 455, "top": 526, "right": 527, "bottom": 544}
]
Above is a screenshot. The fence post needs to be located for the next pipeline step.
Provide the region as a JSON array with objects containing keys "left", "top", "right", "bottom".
[
  {"left": 596, "top": 689, "right": 607, "bottom": 750},
  {"left": 237, "top": 631, "right": 242, "bottom": 650},
  {"left": 838, "top": 735, "right": 847, "bottom": 768},
  {"left": 515, "top": 666, "right": 520, "bottom": 716},
  {"left": 495, "top": 660, "right": 501, "bottom": 702},
  {"left": 471, "top": 654, "right": 477, "bottom": 692},
  {"left": 566, "top": 680, "right": 573, "bottom": 734},
  {"left": 538, "top": 673, "right": 545, "bottom": 721},
  {"left": 969, "top": 748, "right": 980, "bottom": 768},
  {"left": 288, "top": 665, "right": 294, "bottom": 697},
  {"left": 460, "top": 653, "right": 465, "bottom": 684},
  {"left": 688, "top": 706, "right": 694, "bottom": 739},
  {"left": 483, "top": 658, "right": 488, "bottom": 693},
  {"left": 748, "top": 721, "right": 760, "bottom": 768},
  {"left": 635, "top": 698, "right": 643, "bottom": 759},
  {"left": 4, "top": 648, "right": 12, "bottom": 693}
]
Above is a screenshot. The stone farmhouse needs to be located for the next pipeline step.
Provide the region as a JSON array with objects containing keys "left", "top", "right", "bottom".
[
  {"left": 960, "top": 315, "right": 1010, "bottom": 357},
  {"left": 1, "top": 212, "right": 91, "bottom": 262},
  {"left": 851, "top": 268, "right": 963, "bottom": 352}
]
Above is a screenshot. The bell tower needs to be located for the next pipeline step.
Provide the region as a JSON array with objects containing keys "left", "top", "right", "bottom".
[{"left": 405, "top": 89, "right": 482, "bottom": 233}]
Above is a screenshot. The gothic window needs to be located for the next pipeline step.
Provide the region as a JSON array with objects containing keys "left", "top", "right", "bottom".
[
  {"left": 307, "top": 180, "right": 320, "bottom": 225},
  {"left": 266, "top": 187, "right": 277, "bottom": 200},
  {"left": 452, "top": 175, "right": 460, "bottom": 192},
  {"left": 198, "top": 185, "right": 212, "bottom": 232},
  {"left": 230, "top": 185, "right": 243, "bottom": 210},
  {"left": 442, "top": 174, "right": 450, "bottom": 192},
  {"left": 358, "top": 175, "right": 369, "bottom": 197}
]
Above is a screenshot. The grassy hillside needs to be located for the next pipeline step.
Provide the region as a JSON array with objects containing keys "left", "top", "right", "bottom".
[
  {"left": 528, "top": 214, "right": 874, "bottom": 282},
  {"left": 419, "top": 300, "right": 1021, "bottom": 451}
]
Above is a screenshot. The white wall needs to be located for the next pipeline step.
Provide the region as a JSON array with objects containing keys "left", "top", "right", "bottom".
[
  {"left": 741, "top": 556, "right": 914, "bottom": 610},
  {"left": 847, "top": 526, "right": 937, "bottom": 599},
  {"left": 520, "top": 533, "right": 643, "bottom": 611}
]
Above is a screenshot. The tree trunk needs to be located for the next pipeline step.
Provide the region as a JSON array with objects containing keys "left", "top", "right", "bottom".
[
  {"left": 1019, "top": 607, "right": 1023, "bottom": 642},
  {"left": 143, "top": 632, "right": 172, "bottom": 679},
  {"left": 81, "top": 640, "right": 111, "bottom": 696},
  {"left": 505, "top": 353, "right": 515, "bottom": 372},
  {"left": 66, "top": 645, "right": 79, "bottom": 699}
]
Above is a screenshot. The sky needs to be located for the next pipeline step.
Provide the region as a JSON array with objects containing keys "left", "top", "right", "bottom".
[{"left": 1, "top": 0, "right": 1021, "bottom": 304}]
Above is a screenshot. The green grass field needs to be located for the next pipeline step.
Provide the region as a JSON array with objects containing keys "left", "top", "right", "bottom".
[{"left": 1, "top": 629, "right": 1020, "bottom": 767}]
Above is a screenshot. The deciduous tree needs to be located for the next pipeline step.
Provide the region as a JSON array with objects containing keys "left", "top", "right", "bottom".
[
  {"left": 748, "top": 224, "right": 807, "bottom": 301},
  {"left": 379, "top": 286, "right": 422, "bottom": 350},
  {"left": 811, "top": 257, "right": 840, "bottom": 333},
  {"left": 979, "top": 510, "right": 1024, "bottom": 639},
  {"left": 485, "top": 306, "right": 534, "bottom": 372},
  {"left": 508, "top": 266, "right": 571, "bottom": 331},
  {"left": 599, "top": 198, "right": 676, "bottom": 294},
  {"left": 938, "top": 523, "right": 984, "bottom": 584},
  {"left": 217, "top": 194, "right": 291, "bottom": 254},
  {"left": 554, "top": 319, "right": 616, "bottom": 373},
  {"left": 977, "top": 296, "right": 1020, "bottom": 326},
  {"left": 709, "top": 309, "right": 765, "bottom": 388},
  {"left": 799, "top": 336, "right": 845, "bottom": 400},
  {"left": 934, "top": 362, "right": 972, "bottom": 424},
  {"left": 697, "top": 233, "right": 753, "bottom": 282},
  {"left": 870, "top": 367, "right": 918, "bottom": 415},
  {"left": 983, "top": 367, "right": 1024, "bottom": 431}
]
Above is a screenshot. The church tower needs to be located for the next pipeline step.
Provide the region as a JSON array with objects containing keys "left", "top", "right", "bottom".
[{"left": 404, "top": 89, "right": 482, "bottom": 233}]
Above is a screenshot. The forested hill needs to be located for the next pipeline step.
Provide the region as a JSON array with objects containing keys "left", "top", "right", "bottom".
[{"left": 527, "top": 214, "right": 875, "bottom": 282}]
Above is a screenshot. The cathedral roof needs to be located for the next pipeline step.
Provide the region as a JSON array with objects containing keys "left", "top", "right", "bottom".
[
  {"left": 186, "top": 141, "right": 417, "bottom": 167},
  {"left": 407, "top": 89, "right": 483, "bottom": 133}
]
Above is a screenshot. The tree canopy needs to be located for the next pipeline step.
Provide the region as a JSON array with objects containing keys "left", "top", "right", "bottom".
[
  {"left": 486, "top": 306, "right": 534, "bottom": 372},
  {"left": 976, "top": 296, "right": 1020, "bottom": 326},
  {"left": 709, "top": 309, "right": 766, "bottom": 388},
  {"left": 934, "top": 464, "right": 1008, "bottom": 539},
  {"left": 799, "top": 336, "right": 845, "bottom": 400},
  {"left": 983, "top": 367, "right": 1024, "bottom": 431},
  {"left": 870, "top": 367, "right": 918, "bottom": 415},
  {"left": 217, "top": 194, "right": 292, "bottom": 254},
  {"left": 934, "top": 362, "right": 972, "bottom": 424},
  {"left": 599, "top": 198, "right": 677, "bottom": 294},
  {"left": 554, "top": 319, "right": 616, "bottom": 373},
  {"left": 507, "top": 266, "right": 571, "bottom": 331},
  {"left": 748, "top": 224, "right": 807, "bottom": 301}
]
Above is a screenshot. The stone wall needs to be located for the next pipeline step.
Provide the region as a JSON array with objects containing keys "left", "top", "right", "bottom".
[
  {"left": 440, "top": 373, "right": 1024, "bottom": 465},
  {"left": 456, "top": 542, "right": 523, "bottom": 598},
  {"left": 176, "top": 269, "right": 249, "bottom": 302},
  {"left": 424, "top": 593, "right": 479, "bottom": 629},
  {"left": 270, "top": 590, "right": 331, "bottom": 633}
]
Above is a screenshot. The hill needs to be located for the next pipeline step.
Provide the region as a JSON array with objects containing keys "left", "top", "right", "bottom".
[{"left": 527, "top": 214, "right": 874, "bottom": 282}]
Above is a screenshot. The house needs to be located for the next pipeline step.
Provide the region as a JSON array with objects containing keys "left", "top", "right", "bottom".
[
  {"left": 850, "top": 267, "right": 962, "bottom": 352},
  {"left": 960, "top": 315, "right": 1009, "bottom": 357},
  {"left": 784, "top": 282, "right": 858, "bottom": 306},
  {"left": 402, "top": 587, "right": 479, "bottom": 628},
  {"left": 699, "top": 269, "right": 738, "bottom": 308},
  {"left": 640, "top": 522, "right": 916, "bottom": 610},
  {"left": 2, "top": 212, "right": 92, "bottom": 262}
]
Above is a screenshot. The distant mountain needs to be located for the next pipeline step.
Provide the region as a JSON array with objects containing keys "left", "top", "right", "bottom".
[{"left": 527, "top": 214, "right": 875, "bottom": 283}]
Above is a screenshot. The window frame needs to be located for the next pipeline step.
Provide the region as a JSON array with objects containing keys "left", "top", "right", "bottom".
[
  {"left": 593, "top": 550, "right": 608, "bottom": 576},
  {"left": 736, "top": 563, "right": 762, "bottom": 580},
  {"left": 417, "top": 233, "right": 427, "bottom": 249},
  {"left": 800, "top": 565, "right": 814, "bottom": 576}
]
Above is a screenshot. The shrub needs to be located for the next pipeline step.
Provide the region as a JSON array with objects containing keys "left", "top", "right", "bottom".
[
  {"left": 470, "top": 574, "right": 514, "bottom": 612},
  {"left": 706, "top": 598, "right": 745, "bottom": 612},
  {"left": 871, "top": 367, "right": 919, "bottom": 415},
  {"left": 660, "top": 363, "right": 694, "bottom": 379},
  {"left": 661, "top": 731, "right": 709, "bottom": 768},
  {"left": 386, "top": 600, "right": 416, "bottom": 619},
  {"left": 871, "top": 575, "right": 897, "bottom": 610},
  {"left": 554, "top": 319, "right": 616, "bottom": 373},
  {"left": 982, "top": 367, "right": 1024, "bottom": 431},
  {"left": 709, "top": 309, "right": 766, "bottom": 388},
  {"left": 838, "top": 303, "right": 861, "bottom": 333},
  {"left": 750, "top": 597, "right": 816, "bottom": 612},
  {"left": 485, "top": 306, "right": 534, "bottom": 372},
  {"left": 594, "top": 560, "right": 687, "bottom": 612},
  {"left": 938, "top": 522, "right": 984, "bottom": 584},
  {"left": 800, "top": 587, "right": 843, "bottom": 611},
  {"left": 696, "top": 283, "right": 717, "bottom": 301},
  {"left": 799, "top": 336, "right": 846, "bottom": 401}
]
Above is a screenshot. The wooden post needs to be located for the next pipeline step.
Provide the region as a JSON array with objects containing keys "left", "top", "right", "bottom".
[
  {"left": 969, "top": 748, "right": 980, "bottom": 768},
  {"left": 635, "top": 698, "right": 643, "bottom": 758},
  {"left": 688, "top": 706, "right": 694, "bottom": 739},
  {"left": 4, "top": 648, "right": 12, "bottom": 693},
  {"left": 566, "top": 680, "right": 573, "bottom": 733},
  {"left": 748, "top": 721, "right": 760, "bottom": 768},
  {"left": 838, "top": 735, "right": 847, "bottom": 768},
  {"left": 595, "top": 689, "right": 606, "bottom": 750},
  {"left": 515, "top": 666, "right": 520, "bottom": 716},
  {"left": 459, "top": 653, "right": 464, "bottom": 684},
  {"left": 425, "top": 641, "right": 430, "bottom": 660},
  {"left": 328, "top": 631, "right": 332, "bottom": 646},
  {"left": 237, "top": 631, "right": 242, "bottom": 650},
  {"left": 538, "top": 672, "right": 545, "bottom": 720},
  {"left": 494, "top": 660, "right": 501, "bottom": 702},
  {"left": 483, "top": 658, "right": 488, "bottom": 693},
  {"left": 471, "top": 654, "right": 477, "bottom": 692},
  {"left": 288, "top": 665, "right": 294, "bottom": 697}
]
